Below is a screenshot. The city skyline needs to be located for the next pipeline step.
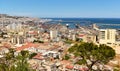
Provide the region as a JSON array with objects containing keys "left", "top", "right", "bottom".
[{"left": 1, "top": 0, "right": 120, "bottom": 18}]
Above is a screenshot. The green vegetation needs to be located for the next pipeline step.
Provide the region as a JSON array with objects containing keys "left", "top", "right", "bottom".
[
  {"left": 64, "top": 38, "right": 73, "bottom": 44},
  {"left": 114, "top": 65, "right": 120, "bottom": 71},
  {"left": 64, "top": 40, "right": 73, "bottom": 44},
  {"left": 33, "top": 40, "right": 44, "bottom": 43},
  {"left": 0, "top": 32, "right": 7, "bottom": 38},
  {"left": 29, "top": 53, "right": 37, "bottom": 59},
  {"left": 0, "top": 49, "right": 36, "bottom": 71},
  {"left": 68, "top": 42, "right": 115, "bottom": 70},
  {"left": 64, "top": 37, "right": 83, "bottom": 44},
  {"left": 63, "top": 54, "right": 70, "bottom": 60},
  {"left": 75, "top": 38, "right": 83, "bottom": 42}
]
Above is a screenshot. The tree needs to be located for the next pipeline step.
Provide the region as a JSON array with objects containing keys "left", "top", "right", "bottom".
[
  {"left": 29, "top": 53, "right": 37, "bottom": 59},
  {"left": 0, "top": 48, "right": 16, "bottom": 71},
  {"left": 15, "top": 50, "right": 34, "bottom": 71},
  {"left": 75, "top": 38, "right": 83, "bottom": 42},
  {"left": 114, "top": 65, "right": 120, "bottom": 71},
  {"left": 63, "top": 54, "right": 70, "bottom": 60},
  {"left": 5, "top": 48, "right": 16, "bottom": 71},
  {"left": 0, "top": 63, "right": 8, "bottom": 71},
  {"left": 68, "top": 42, "right": 115, "bottom": 70},
  {"left": 33, "top": 40, "right": 44, "bottom": 43},
  {"left": 0, "top": 49, "right": 36, "bottom": 71}
]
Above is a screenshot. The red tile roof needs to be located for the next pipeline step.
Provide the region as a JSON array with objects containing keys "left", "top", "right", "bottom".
[
  {"left": 28, "top": 31, "right": 38, "bottom": 35},
  {"left": 66, "top": 65, "right": 74, "bottom": 69},
  {"left": 79, "top": 67, "right": 88, "bottom": 71},
  {"left": 3, "top": 43, "right": 11, "bottom": 48},
  {"left": 33, "top": 53, "right": 44, "bottom": 60},
  {"left": 16, "top": 42, "right": 39, "bottom": 51},
  {"left": 61, "top": 60, "right": 71, "bottom": 65},
  {"left": 79, "top": 34, "right": 85, "bottom": 37}
]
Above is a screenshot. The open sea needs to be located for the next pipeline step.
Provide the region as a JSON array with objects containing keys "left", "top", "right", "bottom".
[{"left": 47, "top": 18, "right": 120, "bottom": 29}]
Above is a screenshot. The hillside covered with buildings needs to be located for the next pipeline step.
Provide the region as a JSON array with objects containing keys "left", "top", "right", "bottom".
[{"left": 0, "top": 14, "right": 120, "bottom": 71}]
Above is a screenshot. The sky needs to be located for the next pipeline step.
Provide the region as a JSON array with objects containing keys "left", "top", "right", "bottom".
[{"left": 0, "top": 0, "right": 120, "bottom": 18}]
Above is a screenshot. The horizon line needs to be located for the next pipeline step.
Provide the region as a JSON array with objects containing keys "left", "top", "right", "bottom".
[{"left": 1, "top": 13, "right": 120, "bottom": 19}]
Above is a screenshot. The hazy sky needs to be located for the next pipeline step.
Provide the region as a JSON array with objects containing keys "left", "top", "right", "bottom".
[{"left": 1, "top": 0, "right": 120, "bottom": 18}]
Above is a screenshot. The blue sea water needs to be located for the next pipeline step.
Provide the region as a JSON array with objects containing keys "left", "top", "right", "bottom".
[{"left": 47, "top": 18, "right": 120, "bottom": 29}]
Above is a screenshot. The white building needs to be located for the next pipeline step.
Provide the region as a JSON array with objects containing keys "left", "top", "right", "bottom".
[
  {"left": 99, "top": 29, "right": 116, "bottom": 45},
  {"left": 50, "top": 30, "right": 58, "bottom": 40},
  {"left": 6, "top": 23, "right": 22, "bottom": 32},
  {"left": 11, "top": 36, "right": 24, "bottom": 45},
  {"left": 92, "top": 24, "right": 99, "bottom": 30}
]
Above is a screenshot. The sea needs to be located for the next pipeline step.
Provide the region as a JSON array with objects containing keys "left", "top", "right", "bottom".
[{"left": 46, "top": 18, "right": 120, "bottom": 29}]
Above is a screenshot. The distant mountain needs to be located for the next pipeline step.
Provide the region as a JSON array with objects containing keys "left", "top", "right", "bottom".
[
  {"left": 0, "top": 14, "right": 29, "bottom": 19},
  {"left": 0, "top": 14, "right": 8, "bottom": 18}
]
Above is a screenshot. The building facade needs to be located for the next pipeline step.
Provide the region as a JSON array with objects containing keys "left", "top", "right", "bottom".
[{"left": 99, "top": 29, "right": 116, "bottom": 45}]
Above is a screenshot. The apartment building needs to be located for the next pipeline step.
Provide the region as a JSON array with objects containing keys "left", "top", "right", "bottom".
[{"left": 99, "top": 29, "right": 116, "bottom": 45}]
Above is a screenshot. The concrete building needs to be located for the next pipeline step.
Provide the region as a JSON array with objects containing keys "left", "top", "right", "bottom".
[
  {"left": 92, "top": 24, "right": 99, "bottom": 30},
  {"left": 78, "top": 34, "right": 97, "bottom": 43},
  {"left": 50, "top": 30, "right": 58, "bottom": 40},
  {"left": 6, "top": 23, "right": 22, "bottom": 32},
  {"left": 99, "top": 29, "right": 116, "bottom": 45},
  {"left": 86, "top": 35, "right": 97, "bottom": 43},
  {"left": 11, "top": 36, "right": 24, "bottom": 44}
]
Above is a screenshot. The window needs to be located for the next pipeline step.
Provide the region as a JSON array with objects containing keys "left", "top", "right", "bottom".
[{"left": 100, "top": 31, "right": 105, "bottom": 39}]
